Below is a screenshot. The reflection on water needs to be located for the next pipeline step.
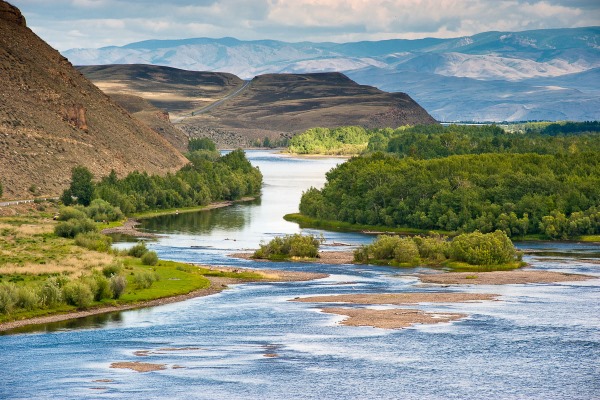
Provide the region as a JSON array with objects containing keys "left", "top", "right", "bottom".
[
  {"left": 2, "top": 312, "right": 123, "bottom": 335},
  {"left": 141, "top": 198, "right": 260, "bottom": 235}
]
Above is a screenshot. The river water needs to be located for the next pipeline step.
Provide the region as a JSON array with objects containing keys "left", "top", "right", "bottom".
[{"left": 1, "top": 150, "right": 599, "bottom": 399}]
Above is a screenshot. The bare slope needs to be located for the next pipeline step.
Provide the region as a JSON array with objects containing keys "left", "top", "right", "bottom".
[
  {"left": 0, "top": 2, "right": 187, "bottom": 200},
  {"left": 181, "top": 72, "right": 438, "bottom": 145},
  {"left": 78, "top": 64, "right": 244, "bottom": 119},
  {"left": 107, "top": 93, "right": 188, "bottom": 152}
]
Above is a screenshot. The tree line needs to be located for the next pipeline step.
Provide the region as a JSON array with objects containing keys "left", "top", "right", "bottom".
[
  {"left": 285, "top": 123, "right": 600, "bottom": 158},
  {"left": 62, "top": 147, "right": 262, "bottom": 215}
]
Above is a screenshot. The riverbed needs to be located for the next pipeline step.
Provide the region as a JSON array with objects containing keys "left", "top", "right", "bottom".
[{"left": 1, "top": 150, "right": 599, "bottom": 399}]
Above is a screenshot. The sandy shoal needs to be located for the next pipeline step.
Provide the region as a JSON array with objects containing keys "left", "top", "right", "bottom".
[
  {"left": 292, "top": 292, "right": 498, "bottom": 305},
  {"left": 230, "top": 251, "right": 355, "bottom": 265},
  {"left": 110, "top": 362, "right": 166, "bottom": 372},
  {"left": 322, "top": 307, "right": 467, "bottom": 329},
  {"left": 418, "top": 270, "right": 595, "bottom": 285}
]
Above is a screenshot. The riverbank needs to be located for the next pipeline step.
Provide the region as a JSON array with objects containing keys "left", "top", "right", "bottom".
[
  {"left": 0, "top": 267, "right": 327, "bottom": 333},
  {"left": 417, "top": 270, "right": 596, "bottom": 285}
]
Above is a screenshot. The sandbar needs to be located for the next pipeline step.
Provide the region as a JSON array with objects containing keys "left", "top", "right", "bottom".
[
  {"left": 322, "top": 307, "right": 467, "bottom": 329},
  {"left": 292, "top": 292, "right": 498, "bottom": 305},
  {"left": 110, "top": 362, "right": 166, "bottom": 372},
  {"left": 418, "top": 270, "right": 595, "bottom": 285}
]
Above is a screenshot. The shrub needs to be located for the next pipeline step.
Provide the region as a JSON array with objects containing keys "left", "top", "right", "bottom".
[
  {"left": 0, "top": 283, "right": 18, "bottom": 314},
  {"left": 393, "top": 238, "right": 420, "bottom": 264},
  {"left": 74, "top": 232, "right": 112, "bottom": 252},
  {"left": 368, "top": 235, "right": 403, "bottom": 260},
  {"left": 40, "top": 277, "right": 63, "bottom": 307},
  {"left": 54, "top": 217, "right": 97, "bottom": 238},
  {"left": 56, "top": 206, "right": 87, "bottom": 221},
  {"left": 63, "top": 281, "right": 94, "bottom": 309},
  {"left": 133, "top": 270, "right": 158, "bottom": 289},
  {"left": 413, "top": 234, "right": 450, "bottom": 262},
  {"left": 449, "top": 230, "right": 517, "bottom": 265},
  {"left": 84, "top": 273, "right": 112, "bottom": 301},
  {"left": 85, "top": 199, "right": 124, "bottom": 222},
  {"left": 141, "top": 251, "right": 158, "bottom": 266},
  {"left": 253, "top": 234, "right": 324, "bottom": 259},
  {"left": 102, "top": 263, "right": 123, "bottom": 278},
  {"left": 188, "top": 137, "right": 216, "bottom": 152},
  {"left": 16, "top": 287, "right": 39, "bottom": 310},
  {"left": 128, "top": 242, "right": 149, "bottom": 258},
  {"left": 109, "top": 275, "right": 127, "bottom": 299}
]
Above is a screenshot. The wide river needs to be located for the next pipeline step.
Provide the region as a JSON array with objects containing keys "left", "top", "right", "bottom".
[{"left": 2, "top": 150, "right": 599, "bottom": 399}]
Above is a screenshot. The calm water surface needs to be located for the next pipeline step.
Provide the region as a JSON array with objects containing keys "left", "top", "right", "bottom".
[{"left": 1, "top": 150, "right": 599, "bottom": 400}]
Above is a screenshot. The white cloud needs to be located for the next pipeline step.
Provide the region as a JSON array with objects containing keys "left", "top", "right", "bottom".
[{"left": 10, "top": 0, "right": 600, "bottom": 50}]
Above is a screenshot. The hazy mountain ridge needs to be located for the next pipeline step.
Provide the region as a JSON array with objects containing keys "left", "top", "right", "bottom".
[{"left": 64, "top": 27, "right": 600, "bottom": 121}]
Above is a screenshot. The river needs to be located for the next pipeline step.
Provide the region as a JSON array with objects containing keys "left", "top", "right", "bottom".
[{"left": 1, "top": 150, "right": 599, "bottom": 399}]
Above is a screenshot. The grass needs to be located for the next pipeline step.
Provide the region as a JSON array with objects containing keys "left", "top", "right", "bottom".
[
  {"left": 284, "top": 213, "right": 450, "bottom": 236},
  {"left": 0, "top": 206, "right": 266, "bottom": 324},
  {"left": 441, "top": 260, "right": 526, "bottom": 272},
  {"left": 577, "top": 235, "right": 600, "bottom": 243}
]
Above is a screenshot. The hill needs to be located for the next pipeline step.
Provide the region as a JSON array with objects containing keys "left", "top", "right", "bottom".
[
  {"left": 179, "top": 72, "right": 436, "bottom": 145},
  {"left": 77, "top": 64, "right": 243, "bottom": 120},
  {"left": 0, "top": 1, "right": 187, "bottom": 200},
  {"left": 64, "top": 27, "right": 600, "bottom": 122}
]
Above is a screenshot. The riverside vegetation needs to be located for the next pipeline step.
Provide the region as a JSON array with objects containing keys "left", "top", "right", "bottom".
[
  {"left": 252, "top": 234, "right": 325, "bottom": 260},
  {"left": 292, "top": 123, "right": 600, "bottom": 240},
  {"left": 0, "top": 142, "right": 265, "bottom": 322},
  {"left": 354, "top": 231, "right": 523, "bottom": 270}
]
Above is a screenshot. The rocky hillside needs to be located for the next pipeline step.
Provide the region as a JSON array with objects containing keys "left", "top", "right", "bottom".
[{"left": 0, "top": 1, "right": 187, "bottom": 200}]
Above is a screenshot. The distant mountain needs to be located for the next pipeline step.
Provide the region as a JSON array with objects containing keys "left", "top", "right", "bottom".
[
  {"left": 0, "top": 1, "right": 187, "bottom": 200},
  {"left": 64, "top": 27, "right": 600, "bottom": 122}
]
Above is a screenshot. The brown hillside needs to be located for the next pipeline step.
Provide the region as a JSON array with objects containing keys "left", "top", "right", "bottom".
[
  {"left": 0, "top": 2, "right": 187, "bottom": 200},
  {"left": 180, "top": 72, "right": 438, "bottom": 146},
  {"left": 78, "top": 64, "right": 244, "bottom": 119},
  {"left": 108, "top": 93, "right": 188, "bottom": 152}
]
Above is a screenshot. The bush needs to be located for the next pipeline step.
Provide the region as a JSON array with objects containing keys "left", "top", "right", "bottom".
[
  {"left": 393, "top": 238, "right": 420, "bottom": 264},
  {"left": 133, "top": 270, "right": 158, "bottom": 289},
  {"left": 102, "top": 263, "right": 123, "bottom": 278},
  {"left": 110, "top": 275, "right": 127, "bottom": 299},
  {"left": 253, "top": 234, "right": 324, "bottom": 259},
  {"left": 54, "top": 217, "right": 98, "bottom": 238},
  {"left": 413, "top": 234, "right": 450, "bottom": 262},
  {"left": 74, "top": 232, "right": 112, "bottom": 252},
  {"left": 85, "top": 199, "right": 124, "bottom": 222},
  {"left": 141, "top": 251, "right": 158, "bottom": 266},
  {"left": 0, "top": 283, "right": 18, "bottom": 314},
  {"left": 16, "top": 287, "right": 39, "bottom": 310},
  {"left": 188, "top": 137, "right": 216, "bottom": 152},
  {"left": 368, "top": 235, "right": 403, "bottom": 260},
  {"left": 56, "top": 206, "right": 87, "bottom": 221},
  {"left": 63, "top": 281, "right": 93, "bottom": 309},
  {"left": 40, "top": 277, "right": 63, "bottom": 307},
  {"left": 449, "top": 230, "right": 518, "bottom": 265},
  {"left": 128, "top": 242, "right": 149, "bottom": 258},
  {"left": 87, "top": 273, "right": 112, "bottom": 301}
]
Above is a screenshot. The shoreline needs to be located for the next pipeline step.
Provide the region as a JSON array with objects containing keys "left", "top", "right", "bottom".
[
  {"left": 230, "top": 251, "right": 355, "bottom": 265},
  {"left": 0, "top": 267, "right": 327, "bottom": 333}
]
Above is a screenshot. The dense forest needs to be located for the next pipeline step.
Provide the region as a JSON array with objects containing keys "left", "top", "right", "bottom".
[
  {"left": 63, "top": 147, "right": 262, "bottom": 215},
  {"left": 299, "top": 152, "right": 600, "bottom": 239}
]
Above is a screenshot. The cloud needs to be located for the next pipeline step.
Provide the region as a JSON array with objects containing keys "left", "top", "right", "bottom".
[{"left": 10, "top": 0, "right": 600, "bottom": 50}]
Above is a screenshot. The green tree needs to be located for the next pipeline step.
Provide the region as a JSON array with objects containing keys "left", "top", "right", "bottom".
[{"left": 69, "top": 166, "right": 94, "bottom": 206}]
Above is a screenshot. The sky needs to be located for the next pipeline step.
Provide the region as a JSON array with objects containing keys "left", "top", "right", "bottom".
[{"left": 10, "top": 0, "right": 600, "bottom": 51}]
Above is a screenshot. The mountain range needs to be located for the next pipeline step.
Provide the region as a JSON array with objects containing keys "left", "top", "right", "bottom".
[{"left": 64, "top": 27, "right": 600, "bottom": 122}]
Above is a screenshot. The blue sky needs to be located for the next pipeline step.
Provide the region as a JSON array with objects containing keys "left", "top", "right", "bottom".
[{"left": 10, "top": 0, "right": 600, "bottom": 50}]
